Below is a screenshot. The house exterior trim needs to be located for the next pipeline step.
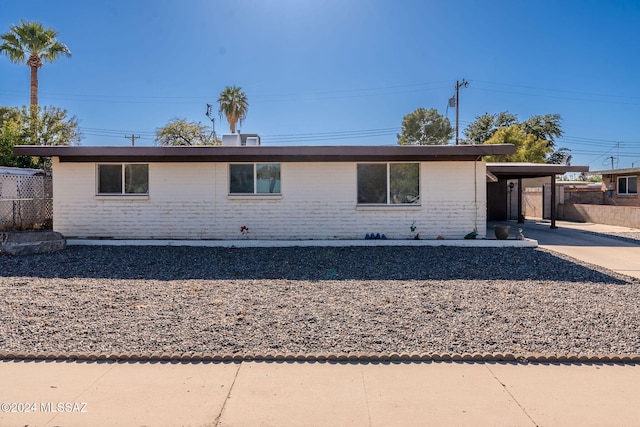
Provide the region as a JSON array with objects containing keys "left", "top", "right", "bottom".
[
  {"left": 14, "top": 144, "right": 514, "bottom": 163},
  {"left": 487, "top": 162, "right": 589, "bottom": 178}
]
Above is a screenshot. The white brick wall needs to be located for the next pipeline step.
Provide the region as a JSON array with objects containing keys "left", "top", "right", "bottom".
[{"left": 52, "top": 158, "right": 487, "bottom": 239}]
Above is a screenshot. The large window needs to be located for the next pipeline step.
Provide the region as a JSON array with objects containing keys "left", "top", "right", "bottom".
[
  {"left": 229, "top": 164, "right": 281, "bottom": 194},
  {"left": 357, "top": 163, "right": 419, "bottom": 204},
  {"left": 618, "top": 176, "right": 637, "bottom": 195},
  {"left": 97, "top": 164, "right": 149, "bottom": 195}
]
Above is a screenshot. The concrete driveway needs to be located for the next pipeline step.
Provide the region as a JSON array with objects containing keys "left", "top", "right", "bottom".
[{"left": 489, "top": 219, "right": 640, "bottom": 280}]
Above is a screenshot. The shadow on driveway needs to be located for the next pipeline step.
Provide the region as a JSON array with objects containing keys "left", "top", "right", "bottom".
[{"left": 488, "top": 220, "right": 640, "bottom": 247}]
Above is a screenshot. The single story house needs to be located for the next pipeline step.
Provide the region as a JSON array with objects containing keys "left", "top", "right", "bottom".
[
  {"left": 14, "top": 143, "right": 514, "bottom": 240},
  {"left": 590, "top": 167, "right": 639, "bottom": 206}
]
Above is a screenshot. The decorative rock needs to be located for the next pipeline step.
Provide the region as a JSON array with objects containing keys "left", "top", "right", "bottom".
[
  {"left": 1, "top": 245, "right": 639, "bottom": 365},
  {"left": 0, "top": 230, "right": 66, "bottom": 255}
]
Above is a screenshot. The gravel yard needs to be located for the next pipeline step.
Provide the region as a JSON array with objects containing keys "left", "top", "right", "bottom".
[{"left": 1, "top": 246, "right": 639, "bottom": 356}]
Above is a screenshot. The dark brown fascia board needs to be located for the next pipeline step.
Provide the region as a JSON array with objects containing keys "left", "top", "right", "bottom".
[
  {"left": 487, "top": 163, "right": 589, "bottom": 179},
  {"left": 14, "top": 144, "right": 514, "bottom": 163}
]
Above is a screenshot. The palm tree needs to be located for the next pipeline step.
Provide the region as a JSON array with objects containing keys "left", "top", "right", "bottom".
[
  {"left": 0, "top": 20, "right": 71, "bottom": 107},
  {"left": 218, "top": 86, "right": 248, "bottom": 133}
]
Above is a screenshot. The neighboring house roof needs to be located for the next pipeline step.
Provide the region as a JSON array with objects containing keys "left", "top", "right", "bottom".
[
  {"left": 13, "top": 144, "right": 514, "bottom": 163},
  {"left": 0, "top": 166, "right": 48, "bottom": 176},
  {"left": 590, "top": 167, "right": 640, "bottom": 175},
  {"left": 487, "top": 162, "right": 589, "bottom": 179}
]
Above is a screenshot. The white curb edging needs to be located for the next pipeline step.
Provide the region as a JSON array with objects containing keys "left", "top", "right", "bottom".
[{"left": 66, "top": 238, "right": 538, "bottom": 248}]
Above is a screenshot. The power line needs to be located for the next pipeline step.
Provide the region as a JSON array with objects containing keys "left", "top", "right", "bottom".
[
  {"left": 0, "top": 80, "right": 453, "bottom": 105},
  {"left": 473, "top": 80, "right": 640, "bottom": 101},
  {"left": 264, "top": 127, "right": 398, "bottom": 138},
  {"left": 469, "top": 86, "right": 640, "bottom": 106}
]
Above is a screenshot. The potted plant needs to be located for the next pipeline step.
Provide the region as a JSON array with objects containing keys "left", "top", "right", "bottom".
[{"left": 494, "top": 225, "right": 510, "bottom": 240}]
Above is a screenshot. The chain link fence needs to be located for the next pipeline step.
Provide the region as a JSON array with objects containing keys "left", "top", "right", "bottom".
[{"left": 0, "top": 172, "right": 53, "bottom": 231}]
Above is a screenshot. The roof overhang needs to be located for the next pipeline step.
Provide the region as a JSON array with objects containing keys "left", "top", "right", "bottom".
[
  {"left": 14, "top": 144, "right": 514, "bottom": 163},
  {"left": 487, "top": 162, "right": 589, "bottom": 179},
  {"left": 590, "top": 167, "right": 640, "bottom": 175}
]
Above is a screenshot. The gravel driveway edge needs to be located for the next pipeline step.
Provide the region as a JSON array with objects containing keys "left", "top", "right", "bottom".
[{"left": 1, "top": 351, "right": 640, "bottom": 364}]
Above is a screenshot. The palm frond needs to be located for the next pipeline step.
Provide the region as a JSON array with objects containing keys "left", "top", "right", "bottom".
[
  {"left": 0, "top": 33, "right": 26, "bottom": 63},
  {"left": 217, "top": 86, "right": 249, "bottom": 133},
  {"left": 0, "top": 20, "right": 71, "bottom": 64}
]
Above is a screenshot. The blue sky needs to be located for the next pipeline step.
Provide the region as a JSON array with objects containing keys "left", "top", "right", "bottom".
[{"left": 1, "top": 0, "right": 640, "bottom": 169}]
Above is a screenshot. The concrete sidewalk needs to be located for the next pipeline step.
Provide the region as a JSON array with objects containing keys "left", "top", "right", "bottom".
[
  {"left": 2, "top": 360, "right": 640, "bottom": 427},
  {"left": 489, "top": 219, "right": 640, "bottom": 280}
]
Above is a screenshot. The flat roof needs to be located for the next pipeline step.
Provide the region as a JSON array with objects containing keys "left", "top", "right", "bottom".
[
  {"left": 14, "top": 144, "right": 515, "bottom": 163},
  {"left": 590, "top": 167, "right": 640, "bottom": 175},
  {"left": 487, "top": 162, "right": 589, "bottom": 178}
]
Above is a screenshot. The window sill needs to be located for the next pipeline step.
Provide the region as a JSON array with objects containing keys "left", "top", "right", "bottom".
[
  {"left": 227, "top": 194, "right": 282, "bottom": 201},
  {"left": 95, "top": 195, "right": 150, "bottom": 201},
  {"left": 616, "top": 194, "right": 638, "bottom": 196},
  {"left": 356, "top": 204, "right": 422, "bottom": 211}
]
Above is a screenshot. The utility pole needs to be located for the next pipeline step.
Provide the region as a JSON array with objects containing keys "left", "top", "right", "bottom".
[
  {"left": 125, "top": 135, "right": 140, "bottom": 146},
  {"left": 206, "top": 104, "right": 217, "bottom": 144},
  {"left": 453, "top": 79, "right": 469, "bottom": 145}
]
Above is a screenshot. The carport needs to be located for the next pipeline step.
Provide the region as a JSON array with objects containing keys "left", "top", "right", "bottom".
[{"left": 487, "top": 163, "right": 589, "bottom": 228}]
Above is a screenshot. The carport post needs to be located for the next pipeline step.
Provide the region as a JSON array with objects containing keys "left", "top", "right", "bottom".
[
  {"left": 517, "top": 178, "right": 524, "bottom": 223},
  {"left": 550, "top": 174, "right": 557, "bottom": 229}
]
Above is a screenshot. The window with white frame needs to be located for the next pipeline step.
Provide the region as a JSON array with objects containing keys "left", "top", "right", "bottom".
[
  {"left": 617, "top": 176, "right": 637, "bottom": 195},
  {"left": 97, "top": 164, "right": 149, "bottom": 195},
  {"left": 357, "top": 163, "right": 419, "bottom": 204},
  {"left": 229, "top": 163, "right": 281, "bottom": 194}
]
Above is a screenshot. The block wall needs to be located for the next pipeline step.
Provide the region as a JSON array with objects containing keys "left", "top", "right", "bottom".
[{"left": 51, "top": 158, "right": 487, "bottom": 239}]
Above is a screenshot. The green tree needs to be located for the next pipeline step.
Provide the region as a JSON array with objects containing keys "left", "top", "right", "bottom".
[
  {"left": 397, "top": 108, "right": 453, "bottom": 145},
  {"left": 519, "top": 113, "right": 562, "bottom": 148},
  {"left": 462, "top": 111, "right": 518, "bottom": 144},
  {"left": 218, "top": 86, "right": 248, "bottom": 134},
  {"left": 483, "top": 125, "right": 552, "bottom": 163},
  {"left": 0, "top": 21, "right": 71, "bottom": 107},
  {"left": 155, "top": 118, "right": 216, "bottom": 146},
  {"left": 464, "top": 112, "right": 564, "bottom": 163},
  {"left": 0, "top": 105, "right": 81, "bottom": 169},
  {"left": 546, "top": 147, "right": 571, "bottom": 165},
  {"left": 0, "top": 106, "right": 20, "bottom": 126}
]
